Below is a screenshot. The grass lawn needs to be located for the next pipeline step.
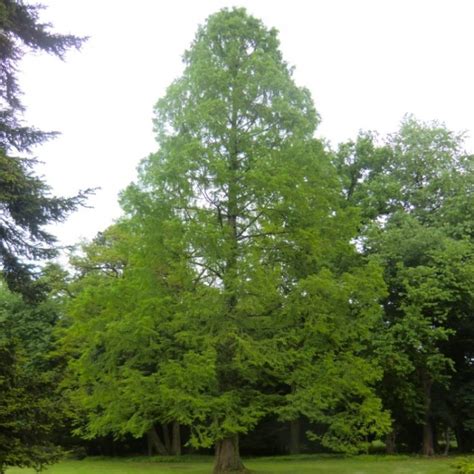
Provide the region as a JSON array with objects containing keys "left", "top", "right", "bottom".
[{"left": 6, "top": 454, "right": 464, "bottom": 474}]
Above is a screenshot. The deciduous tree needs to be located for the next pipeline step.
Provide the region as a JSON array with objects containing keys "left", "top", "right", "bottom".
[{"left": 336, "top": 117, "right": 474, "bottom": 455}]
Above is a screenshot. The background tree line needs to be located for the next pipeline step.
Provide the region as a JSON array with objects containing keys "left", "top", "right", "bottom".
[{"left": 0, "top": 2, "right": 472, "bottom": 474}]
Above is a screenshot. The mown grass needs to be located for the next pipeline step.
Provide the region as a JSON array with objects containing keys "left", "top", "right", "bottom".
[{"left": 6, "top": 454, "right": 465, "bottom": 474}]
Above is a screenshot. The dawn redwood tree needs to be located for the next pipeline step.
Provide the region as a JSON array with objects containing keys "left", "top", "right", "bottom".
[
  {"left": 0, "top": 0, "right": 89, "bottom": 298},
  {"left": 64, "top": 8, "right": 389, "bottom": 472},
  {"left": 112, "top": 9, "right": 387, "bottom": 472}
]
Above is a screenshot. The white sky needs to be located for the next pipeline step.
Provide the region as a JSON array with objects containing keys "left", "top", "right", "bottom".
[{"left": 18, "top": 0, "right": 474, "bottom": 250}]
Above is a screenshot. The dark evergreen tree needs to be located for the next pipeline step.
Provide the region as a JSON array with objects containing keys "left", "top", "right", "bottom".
[
  {"left": 0, "top": 0, "right": 89, "bottom": 298},
  {"left": 0, "top": 272, "right": 66, "bottom": 473},
  {"left": 0, "top": 1, "right": 89, "bottom": 471}
]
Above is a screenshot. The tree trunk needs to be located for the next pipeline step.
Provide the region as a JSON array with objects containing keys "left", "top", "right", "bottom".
[
  {"left": 162, "top": 423, "right": 171, "bottom": 453},
  {"left": 289, "top": 418, "right": 301, "bottom": 454},
  {"left": 433, "top": 422, "right": 439, "bottom": 453},
  {"left": 385, "top": 430, "right": 397, "bottom": 454},
  {"left": 171, "top": 421, "right": 181, "bottom": 456},
  {"left": 213, "top": 435, "right": 247, "bottom": 474},
  {"left": 422, "top": 420, "right": 435, "bottom": 456},
  {"left": 147, "top": 426, "right": 168, "bottom": 455},
  {"left": 147, "top": 432, "right": 153, "bottom": 456},
  {"left": 443, "top": 427, "right": 450, "bottom": 455},
  {"left": 421, "top": 375, "right": 434, "bottom": 456},
  {"left": 212, "top": 72, "right": 247, "bottom": 474}
]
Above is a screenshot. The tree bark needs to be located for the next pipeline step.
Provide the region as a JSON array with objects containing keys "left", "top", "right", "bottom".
[
  {"left": 433, "top": 422, "right": 439, "bottom": 453},
  {"left": 147, "top": 426, "right": 168, "bottom": 455},
  {"left": 213, "top": 435, "right": 247, "bottom": 474},
  {"left": 422, "top": 420, "right": 434, "bottom": 456},
  {"left": 443, "top": 427, "right": 450, "bottom": 455},
  {"left": 385, "top": 430, "right": 397, "bottom": 454},
  {"left": 421, "top": 375, "right": 434, "bottom": 456},
  {"left": 162, "top": 423, "right": 171, "bottom": 453},
  {"left": 147, "top": 432, "right": 153, "bottom": 456},
  {"left": 289, "top": 418, "right": 301, "bottom": 454},
  {"left": 171, "top": 421, "right": 181, "bottom": 456},
  {"left": 212, "top": 70, "right": 246, "bottom": 474}
]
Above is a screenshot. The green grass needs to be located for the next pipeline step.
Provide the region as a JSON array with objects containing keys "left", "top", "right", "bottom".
[{"left": 6, "top": 454, "right": 464, "bottom": 474}]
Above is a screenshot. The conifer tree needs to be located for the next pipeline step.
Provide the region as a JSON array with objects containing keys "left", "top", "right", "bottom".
[
  {"left": 0, "top": 0, "right": 88, "bottom": 298},
  {"left": 66, "top": 9, "right": 389, "bottom": 472}
]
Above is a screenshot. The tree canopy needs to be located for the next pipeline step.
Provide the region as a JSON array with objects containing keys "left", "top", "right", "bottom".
[
  {"left": 336, "top": 116, "right": 474, "bottom": 455},
  {"left": 64, "top": 8, "right": 390, "bottom": 473}
]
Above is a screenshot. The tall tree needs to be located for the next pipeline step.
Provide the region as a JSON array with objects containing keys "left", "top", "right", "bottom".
[
  {"left": 65, "top": 8, "right": 389, "bottom": 473},
  {"left": 0, "top": 0, "right": 89, "bottom": 298},
  {"left": 0, "top": 1, "right": 89, "bottom": 470},
  {"left": 336, "top": 116, "right": 474, "bottom": 455}
]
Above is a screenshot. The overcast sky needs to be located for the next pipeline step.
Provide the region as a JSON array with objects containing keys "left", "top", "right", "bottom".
[{"left": 18, "top": 0, "right": 474, "bottom": 250}]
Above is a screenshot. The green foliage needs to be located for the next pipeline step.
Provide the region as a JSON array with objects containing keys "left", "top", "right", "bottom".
[
  {"left": 0, "top": 281, "right": 64, "bottom": 473},
  {"left": 0, "top": 0, "right": 89, "bottom": 297},
  {"left": 337, "top": 116, "right": 474, "bottom": 452},
  {"left": 63, "top": 7, "right": 389, "bottom": 461},
  {"left": 0, "top": 1, "right": 88, "bottom": 468},
  {"left": 454, "top": 458, "right": 474, "bottom": 474}
]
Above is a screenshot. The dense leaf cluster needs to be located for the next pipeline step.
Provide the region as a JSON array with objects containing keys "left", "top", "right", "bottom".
[
  {"left": 337, "top": 117, "right": 474, "bottom": 455},
  {"left": 0, "top": 274, "right": 65, "bottom": 473}
]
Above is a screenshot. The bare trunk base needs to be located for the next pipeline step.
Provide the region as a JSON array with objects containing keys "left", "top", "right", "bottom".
[
  {"left": 443, "top": 428, "right": 450, "bottom": 456},
  {"left": 289, "top": 419, "right": 301, "bottom": 454},
  {"left": 162, "top": 423, "right": 171, "bottom": 453},
  {"left": 147, "top": 426, "right": 168, "bottom": 455},
  {"left": 171, "top": 421, "right": 181, "bottom": 456},
  {"left": 147, "top": 433, "right": 153, "bottom": 456},
  {"left": 213, "top": 436, "right": 248, "bottom": 474},
  {"left": 422, "top": 420, "right": 434, "bottom": 456},
  {"left": 421, "top": 375, "right": 434, "bottom": 456},
  {"left": 385, "top": 430, "right": 397, "bottom": 454}
]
